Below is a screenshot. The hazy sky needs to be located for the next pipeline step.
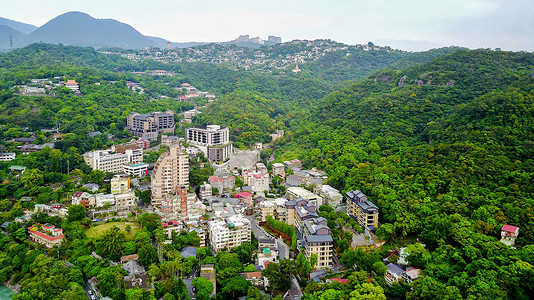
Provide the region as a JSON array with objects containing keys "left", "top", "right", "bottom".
[{"left": 1, "top": 0, "right": 533, "bottom": 51}]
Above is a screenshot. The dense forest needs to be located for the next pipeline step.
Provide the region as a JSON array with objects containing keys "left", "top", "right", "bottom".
[{"left": 0, "top": 43, "right": 533, "bottom": 300}]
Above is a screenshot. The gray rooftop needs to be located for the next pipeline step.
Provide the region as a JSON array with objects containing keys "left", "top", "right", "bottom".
[
  {"left": 180, "top": 246, "right": 198, "bottom": 259},
  {"left": 386, "top": 263, "right": 405, "bottom": 277},
  {"left": 305, "top": 235, "right": 333, "bottom": 243}
]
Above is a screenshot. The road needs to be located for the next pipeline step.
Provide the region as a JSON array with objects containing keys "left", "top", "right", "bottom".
[
  {"left": 184, "top": 277, "right": 194, "bottom": 299},
  {"left": 276, "top": 238, "right": 289, "bottom": 260},
  {"left": 245, "top": 214, "right": 268, "bottom": 239},
  {"left": 289, "top": 276, "right": 303, "bottom": 300}
]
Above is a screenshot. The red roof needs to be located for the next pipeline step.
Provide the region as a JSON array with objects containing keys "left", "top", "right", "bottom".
[
  {"left": 29, "top": 226, "right": 64, "bottom": 242},
  {"left": 234, "top": 192, "right": 252, "bottom": 198},
  {"left": 502, "top": 224, "right": 519, "bottom": 233},
  {"left": 72, "top": 191, "right": 84, "bottom": 198},
  {"left": 120, "top": 254, "right": 138, "bottom": 263},
  {"left": 331, "top": 278, "right": 349, "bottom": 285},
  {"left": 241, "top": 272, "right": 263, "bottom": 279},
  {"left": 209, "top": 176, "right": 223, "bottom": 183}
]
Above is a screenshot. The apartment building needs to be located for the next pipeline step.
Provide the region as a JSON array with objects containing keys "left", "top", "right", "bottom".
[
  {"left": 271, "top": 163, "right": 285, "bottom": 178},
  {"left": 151, "top": 145, "right": 189, "bottom": 208},
  {"left": 296, "top": 202, "right": 333, "bottom": 269},
  {"left": 208, "top": 215, "right": 251, "bottom": 252},
  {"left": 286, "top": 187, "right": 323, "bottom": 207},
  {"left": 199, "top": 182, "right": 212, "bottom": 200},
  {"left": 28, "top": 223, "right": 64, "bottom": 248},
  {"left": 346, "top": 190, "right": 379, "bottom": 230},
  {"left": 115, "top": 192, "right": 137, "bottom": 209},
  {"left": 0, "top": 152, "right": 16, "bottom": 161},
  {"left": 123, "top": 163, "right": 149, "bottom": 177},
  {"left": 83, "top": 149, "right": 143, "bottom": 174},
  {"left": 126, "top": 111, "right": 175, "bottom": 141},
  {"left": 71, "top": 191, "right": 96, "bottom": 207},
  {"left": 111, "top": 175, "right": 130, "bottom": 194},
  {"left": 208, "top": 170, "right": 235, "bottom": 192},
  {"left": 185, "top": 125, "right": 233, "bottom": 162},
  {"left": 242, "top": 171, "right": 269, "bottom": 193},
  {"left": 95, "top": 193, "right": 116, "bottom": 207},
  {"left": 314, "top": 185, "right": 343, "bottom": 208}
]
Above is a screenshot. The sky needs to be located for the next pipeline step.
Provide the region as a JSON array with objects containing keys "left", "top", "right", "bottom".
[{"left": 1, "top": 0, "right": 533, "bottom": 51}]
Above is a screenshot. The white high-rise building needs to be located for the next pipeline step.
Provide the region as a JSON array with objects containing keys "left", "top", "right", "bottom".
[{"left": 185, "top": 125, "right": 233, "bottom": 162}]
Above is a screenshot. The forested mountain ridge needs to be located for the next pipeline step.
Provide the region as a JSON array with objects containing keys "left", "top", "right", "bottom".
[{"left": 275, "top": 49, "right": 534, "bottom": 299}]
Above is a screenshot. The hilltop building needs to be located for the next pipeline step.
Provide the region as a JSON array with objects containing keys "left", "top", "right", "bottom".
[
  {"left": 126, "top": 111, "right": 175, "bottom": 140},
  {"left": 83, "top": 149, "right": 143, "bottom": 174},
  {"left": 28, "top": 223, "right": 64, "bottom": 248},
  {"left": 185, "top": 125, "right": 233, "bottom": 162},
  {"left": 500, "top": 224, "right": 519, "bottom": 246},
  {"left": 64, "top": 79, "right": 79, "bottom": 92}
]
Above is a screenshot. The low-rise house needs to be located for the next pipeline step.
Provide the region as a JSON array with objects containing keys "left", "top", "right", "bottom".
[
  {"left": 28, "top": 223, "right": 65, "bottom": 248},
  {"left": 283, "top": 159, "right": 301, "bottom": 169},
  {"left": 162, "top": 220, "right": 183, "bottom": 238},
  {"left": 385, "top": 263, "right": 405, "bottom": 286},
  {"left": 234, "top": 192, "right": 253, "bottom": 208},
  {"left": 500, "top": 224, "right": 519, "bottom": 246},
  {"left": 239, "top": 272, "right": 265, "bottom": 287},
  {"left": 121, "top": 260, "right": 148, "bottom": 289},
  {"left": 209, "top": 171, "right": 235, "bottom": 192},
  {"left": 114, "top": 192, "right": 137, "bottom": 209},
  {"left": 95, "top": 193, "right": 116, "bottom": 207},
  {"left": 257, "top": 247, "right": 278, "bottom": 269},
  {"left": 403, "top": 267, "right": 421, "bottom": 284},
  {"left": 258, "top": 238, "right": 276, "bottom": 250}
]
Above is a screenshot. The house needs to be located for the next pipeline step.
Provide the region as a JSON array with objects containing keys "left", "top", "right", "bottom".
[
  {"left": 121, "top": 260, "right": 148, "bottom": 289},
  {"left": 500, "top": 224, "right": 519, "bottom": 246},
  {"left": 239, "top": 272, "right": 265, "bottom": 287},
  {"left": 162, "top": 220, "right": 183, "bottom": 238},
  {"left": 234, "top": 192, "right": 253, "bottom": 208},
  {"left": 271, "top": 163, "right": 285, "bottom": 178},
  {"left": 257, "top": 247, "right": 278, "bottom": 269},
  {"left": 403, "top": 267, "right": 420, "bottom": 284},
  {"left": 384, "top": 263, "right": 405, "bottom": 286},
  {"left": 120, "top": 254, "right": 139, "bottom": 263},
  {"left": 0, "top": 152, "right": 16, "bottom": 161},
  {"left": 64, "top": 79, "right": 79, "bottom": 92},
  {"left": 28, "top": 223, "right": 65, "bottom": 248},
  {"left": 180, "top": 246, "right": 198, "bottom": 259}
]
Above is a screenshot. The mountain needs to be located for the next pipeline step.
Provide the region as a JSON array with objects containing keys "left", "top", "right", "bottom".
[
  {"left": 24, "top": 11, "right": 156, "bottom": 49},
  {"left": 146, "top": 36, "right": 207, "bottom": 49},
  {"left": 0, "top": 16, "right": 37, "bottom": 34},
  {"left": 0, "top": 25, "right": 25, "bottom": 50}
]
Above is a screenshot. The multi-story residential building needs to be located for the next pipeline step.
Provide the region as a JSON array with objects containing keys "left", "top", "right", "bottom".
[
  {"left": 71, "top": 191, "right": 95, "bottom": 207},
  {"left": 151, "top": 145, "right": 189, "bottom": 208},
  {"left": 162, "top": 220, "right": 183, "bottom": 238},
  {"left": 242, "top": 170, "right": 269, "bottom": 193},
  {"left": 126, "top": 111, "right": 175, "bottom": 141},
  {"left": 314, "top": 185, "right": 343, "bottom": 208},
  {"left": 234, "top": 192, "right": 253, "bottom": 208},
  {"left": 95, "top": 193, "right": 116, "bottom": 207},
  {"left": 28, "top": 223, "right": 64, "bottom": 248},
  {"left": 500, "top": 224, "right": 519, "bottom": 246},
  {"left": 185, "top": 125, "right": 233, "bottom": 162},
  {"left": 115, "top": 192, "right": 137, "bottom": 209},
  {"left": 385, "top": 263, "right": 405, "bottom": 286},
  {"left": 83, "top": 149, "right": 143, "bottom": 174},
  {"left": 208, "top": 215, "right": 251, "bottom": 252},
  {"left": 208, "top": 170, "right": 235, "bottom": 192},
  {"left": 190, "top": 227, "right": 207, "bottom": 247},
  {"left": 296, "top": 204, "right": 333, "bottom": 269},
  {"left": 259, "top": 200, "right": 276, "bottom": 221},
  {"left": 271, "top": 163, "right": 285, "bottom": 178},
  {"left": 346, "top": 190, "right": 379, "bottom": 230},
  {"left": 0, "top": 152, "right": 16, "bottom": 161},
  {"left": 199, "top": 182, "right": 212, "bottom": 200},
  {"left": 283, "top": 159, "right": 302, "bottom": 169},
  {"left": 123, "top": 163, "right": 149, "bottom": 177},
  {"left": 111, "top": 175, "right": 130, "bottom": 194},
  {"left": 286, "top": 187, "right": 323, "bottom": 207}
]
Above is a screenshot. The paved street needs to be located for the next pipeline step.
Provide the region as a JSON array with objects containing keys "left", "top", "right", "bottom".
[
  {"left": 245, "top": 214, "right": 268, "bottom": 239},
  {"left": 276, "top": 238, "right": 289, "bottom": 260},
  {"left": 289, "top": 276, "right": 303, "bottom": 300},
  {"left": 184, "top": 277, "right": 194, "bottom": 299}
]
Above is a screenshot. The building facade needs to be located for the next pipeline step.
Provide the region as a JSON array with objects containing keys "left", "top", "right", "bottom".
[
  {"left": 208, "top": 215, "right": 251, "bottom": 252},
  {"left": 185, "top": 125, "right": 233, "bottom": 162},
  {"left": 346, "top": 190, "right": 379, "bottom": 230},
  {"left": 126, "top": 111, "right": 175, "bottom": 141},
  {"left": 151, "top": 145, "right": 189, "bottom": 207}
]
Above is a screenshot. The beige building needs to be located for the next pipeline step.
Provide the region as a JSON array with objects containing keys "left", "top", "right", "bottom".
[
  {"left": 115, "top": 192, "right": 137, "bottom": 209},
  {"left": 286, "top": 187, "right": 323, "bottom": 207},
  {"left": 28, "top": 223, "right": 64, "bottom": 248},
  {"left": 346, "top": 190, "right": 379, "bottom": 229},
  {"left": 314, "top": 185, "right": 342, "bottom": 208},
  {"left": 271, "top": 163, "right": 285, "bottom": 178},
  {"left": 208, "top": 215, "right": 251, "bottom": 252},
  {"left": 151, "top": 145, "right": 189, "bottom": 207},
  {"left": 126, "top": 111, "right": 175, "bottom": 141},
  {"left": 111, "top": 175, "right": 130, "bottom": 194},
  {"left": 83, "top": 149, "right": 143, "bottom": 174}
]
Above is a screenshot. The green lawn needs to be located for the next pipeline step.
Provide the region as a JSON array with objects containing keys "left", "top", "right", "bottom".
[{"left": 85, "top": 221, "right": 140, "bottom": 241}]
